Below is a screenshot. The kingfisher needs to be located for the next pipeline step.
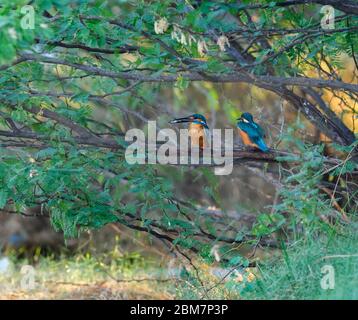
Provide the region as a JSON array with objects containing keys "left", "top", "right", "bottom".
[
  {"left": 169, "top": 114, "right": 210, "bottom": 149},
  {"left": 237, "top": 112, "right": 269, "bottom": 152}
]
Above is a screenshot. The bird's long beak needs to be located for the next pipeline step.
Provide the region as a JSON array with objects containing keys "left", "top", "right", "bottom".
[{"left": 169, "top": 116, "right": 194, "bottom": 124}]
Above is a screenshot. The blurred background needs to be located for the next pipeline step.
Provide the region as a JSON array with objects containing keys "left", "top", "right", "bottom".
[{"left": 0, "top": 0, "right": 357, "bottom": 299}]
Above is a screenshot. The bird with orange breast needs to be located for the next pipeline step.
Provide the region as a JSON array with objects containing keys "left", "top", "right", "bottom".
[
  {"left": 237, "top": 112, "right": 269, "bottom": 152},
  {"left": 169, "top": 113, "right": 210, "bottom": 149}
]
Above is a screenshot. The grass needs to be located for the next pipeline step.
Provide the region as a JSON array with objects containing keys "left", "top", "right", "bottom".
[
  {"left": 1, "top": 225, "right": 357, "bottom": 300},
  {"left": 239, "top": 225, "right": 358, "bottom": 300},
  {"left": 0, "top": 250, "right": 174, "bottom": 300}
]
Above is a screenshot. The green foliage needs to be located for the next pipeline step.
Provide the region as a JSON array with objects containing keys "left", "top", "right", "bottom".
[
  {"left": 240, "top": 227, "right": 358, "bottom": 299},
  {"left": 254, "top": 120, "right": 357, "bottom": 241},
  {"left": 0, "top": 1, "right": 356, "bottom": 283}
]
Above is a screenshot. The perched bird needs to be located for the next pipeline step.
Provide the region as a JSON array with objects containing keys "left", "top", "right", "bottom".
[
  {"left": 237, "top": 112, "right": 269, "bottom": 152},
  {"left": 169, "top": 113, "right": 210, "bottom": 148}
]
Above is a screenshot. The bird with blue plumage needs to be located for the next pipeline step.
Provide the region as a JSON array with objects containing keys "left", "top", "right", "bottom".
[
  {"left": 169, "top": 113, "right": 210, "bottom": 149},
  {"left": 236, "top": 112, "right": 269, "bottom": 152}
]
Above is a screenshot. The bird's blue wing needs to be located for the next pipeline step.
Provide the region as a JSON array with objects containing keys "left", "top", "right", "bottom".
[
  {"left": 238, "top": 122, "right": 269, "bottom": 152},
  {"left": 255, "top": 123, "right": 266, "bottom": 138},
  {"left": 254, "top": 137, "right": 269, "bottom": 152},
  {"left": 204, "top": 127, "right": 211, "bottom": 146},
  {"left": 237, "top": 122, "right": 260, "bottom": 139}
]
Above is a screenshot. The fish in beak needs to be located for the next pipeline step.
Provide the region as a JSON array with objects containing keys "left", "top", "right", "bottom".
[{"left": 169, "top": 116, "right": 194, "bottom": 124}]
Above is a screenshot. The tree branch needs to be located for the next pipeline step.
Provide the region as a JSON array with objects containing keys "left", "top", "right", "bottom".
[{"left": 18, "top": 53, "right": 358, "bottom": 93}]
